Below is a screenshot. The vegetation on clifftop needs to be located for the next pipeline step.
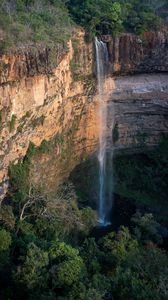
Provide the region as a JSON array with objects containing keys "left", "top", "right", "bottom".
[
  {"left": 0, "top": 0, "right": 167, "bottom": 52},
  {"left": 0, "top": 0, "right": 73, "bottom": 52},
  {"left": 67, "top": 0, "right": 166, "bottom": 36}
]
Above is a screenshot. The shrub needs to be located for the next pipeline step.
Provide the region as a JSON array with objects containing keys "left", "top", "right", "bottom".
[
  {"left": 9, "top": 114, "right": 17, "bottom": 132},
  {"left": 15, "top": 243, "right": 49, "bottom": 289}
]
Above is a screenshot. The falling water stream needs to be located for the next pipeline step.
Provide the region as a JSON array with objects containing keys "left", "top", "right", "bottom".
[{"left": 95, "top": 37, "right": 112, "bottom": 226}]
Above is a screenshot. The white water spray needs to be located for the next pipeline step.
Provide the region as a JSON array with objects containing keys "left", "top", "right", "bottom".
[{"left": 95, "top": 37, "right": 112, "bottom": 226}]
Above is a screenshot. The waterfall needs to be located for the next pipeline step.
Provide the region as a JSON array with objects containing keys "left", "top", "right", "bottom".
[{"left": 95, "top": 37, "right": 112, "bottom": 226}]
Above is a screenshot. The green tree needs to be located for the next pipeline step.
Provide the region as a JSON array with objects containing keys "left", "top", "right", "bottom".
[
  {"left": 15, "top": 242, "right": 49, "bottom": 289},
  {"left": 0, "top": 205, "right": 16, "bottom": 230},
  {"left": 113, "top": 245, "right": 168, "bottom": 300},
  {"left": 100, "top": 226, "right": 168, "bottom": 300},
  {"left": 0, "top": 228, "right": 12, "bottom": 271},
  {"left": 49, "top": 241, "right": 84, "bottom": 287},
  {"left": 0, "top": 229, "right": 12, "bottom": 252},
  {"left": 100, "top": 226, "right": 139, "bottom": 265},
  {"left": 131, "top": 212, "right": 163, "bottom": 245},
  {"left": 68, "top": 0, "right": 123, "bottom": 37}
]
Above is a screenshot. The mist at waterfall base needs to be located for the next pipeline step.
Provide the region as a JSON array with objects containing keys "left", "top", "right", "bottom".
[{"left": 95, "top": 37, "right": 113, "bottom": 227}]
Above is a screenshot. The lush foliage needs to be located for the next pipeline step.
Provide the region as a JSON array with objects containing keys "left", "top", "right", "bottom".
[
  {"left": 0, "top": 142, "right": 168, "bottom": 299},
  {"left": 100, "top": 227, "right": 168, "bottom": 300},
  {"left": 67, "top": 0, "right": 123, "bottom": 37},
  {"left": 0, "top": 206, "right": 167, "bottom": 299},
  {"left": 67, "top": 0, "right": 165, "bottom": 37},
  {"left": 0, "top": 0, "right": 166, "bottom": 51}
]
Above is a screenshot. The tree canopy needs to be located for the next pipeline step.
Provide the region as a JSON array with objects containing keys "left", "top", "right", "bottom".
[{"left": 67, "top": 0, "right": 165, "bottom": 37}]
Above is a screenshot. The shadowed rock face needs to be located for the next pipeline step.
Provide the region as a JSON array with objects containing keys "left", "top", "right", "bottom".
[
  {"left": 105, "top": 74, "right": 168, "bottom": 153},
  {"left": 102, "top": 30, "right": 168, "bottom": 75}
]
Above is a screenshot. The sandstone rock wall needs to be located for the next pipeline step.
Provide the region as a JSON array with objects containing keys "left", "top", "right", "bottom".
[{"left": 0, "top": 29, "right": 98, "bottom": 195}]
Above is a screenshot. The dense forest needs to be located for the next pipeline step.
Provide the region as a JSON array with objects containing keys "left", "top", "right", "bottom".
[
  {"left": 0, "top": 138, "right": 168, "bottom": 299},
  {"left": 0, "top": 0, "right": 168, "bottom": 299}
]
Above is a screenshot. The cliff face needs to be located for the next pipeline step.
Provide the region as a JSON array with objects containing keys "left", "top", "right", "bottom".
[
  {"left": 102, "top": 30, "right": 168, "bottom": 74},
  {"left": 0, "top": 44, "right": 67, "bottom": 84},
  {"left": 101, "top": 29, "right": 168, "bottom": 152},
  {"left": 0, "top": 30, "right": 98, "bottom": 195},
  {"left": 0, "top": 29, "right": 168, "bottom": 196}
]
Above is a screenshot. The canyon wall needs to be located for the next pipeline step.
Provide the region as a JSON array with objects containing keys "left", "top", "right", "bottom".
[{"left": 0, "top": 28, "right": 168, "bottom": 196}]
